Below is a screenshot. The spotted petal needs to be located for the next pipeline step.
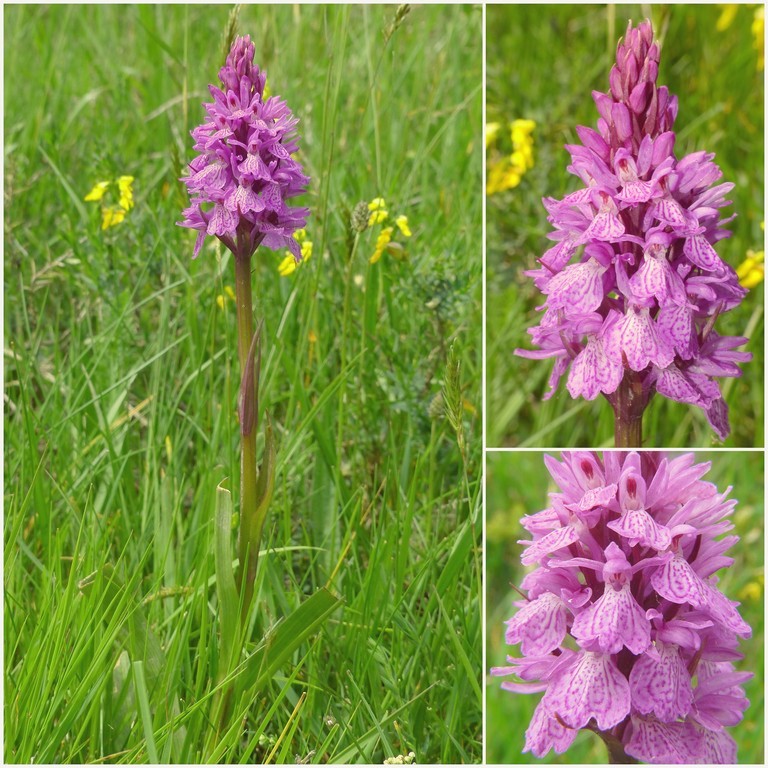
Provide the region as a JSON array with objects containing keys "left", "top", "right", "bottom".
[
  {"left": 684, "top": 234, "right": 725, "bottom": 272},
  {"left": 505, "top": 593, "right": 568, "bottom": 656},
  {"left": 571, "top": 583, "right": 651, "bottom": 655},
  {"left": 567, "top": 337, "right": 623, "bottom": 400},
  {"left": 629, "top": 641, "right": 694, "bottom": 721},
  {"left": 650, "top": 552, "right": 708, "bottom": 607},
  {"left": 544, "top": 651, "right": 631, "bottom": 731},
  {"left": 520, "top": 525, "right": 580, "bottom": 566},
  {"left": 607, "top": 507, "right": 672, "bottom": 550}
]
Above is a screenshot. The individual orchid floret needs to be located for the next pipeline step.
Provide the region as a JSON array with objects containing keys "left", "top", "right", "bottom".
[
  {"left": 492, "top": 451, "right": 752, "bottom": 764},
  {"left": 177, "top": 35, "right": 309, "bottom": 261},
  {"left": 515, "top": 19, "right": 751, "bottom": 444}
]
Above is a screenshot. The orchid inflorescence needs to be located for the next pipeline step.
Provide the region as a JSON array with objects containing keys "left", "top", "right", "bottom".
[
  {"left": 492, "top": 451, "right": 752, "bottom": 764},
  {"left": 178, "top": 35, "right": 309, "bottom": 261},
  {"left": 515, "top": 20, "right": 751, "bottom": 443}
]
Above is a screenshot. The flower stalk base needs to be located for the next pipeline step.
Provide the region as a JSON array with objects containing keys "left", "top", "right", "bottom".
[
  {"left": 234, "top": 253, "right": 260, "bottom": 619},
  {"left": 612, "top": 373, "right": 646, "bottom": 447}
]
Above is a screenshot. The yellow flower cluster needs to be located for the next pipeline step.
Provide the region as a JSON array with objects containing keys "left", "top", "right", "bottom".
[
  {"left": 278, "top": 229, "right": 313, "bottom": 276},
  {"left": 736, "top": 221, "right": 765, "bottom": 289},
  {"left": 737, "top": 249, "right": 764, "bottom": 289},
  {"left": 367, "top": 198, "right": 412, "bottom": 264},
  {"left": 84, "top": 175, "right": 134, "bottom": 230},
  {"left": 486, "top": 119, "right": 536, "bottom": 195}
]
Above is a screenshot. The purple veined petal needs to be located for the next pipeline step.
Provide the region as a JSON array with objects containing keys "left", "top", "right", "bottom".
[
  {"left": 628, "top": 641, "right": 694, "bottom": 721},
  {"left": 654, "top": 364, "right": 706, "bottom": 406},
  {"left": 684, "top": 234, "right": 726, "bottom": 272},
  {"left": 581, "top": 194, "right": 626, "bottom": 242},
  {"left": 613, "top": 305, "right": 674, "bottom": 371},
  {"left": 543, "top": 355, "right": 570, "bottom": 400},
  {"left": 653, "top": 197, "right": 694, "bottom": 230},
  {"left": 543, "top": 651, "right": 631, "bottom": 731},
  {"left": 520, "top": 524, "right": 580, "bottom": 566},
  {"left": 523, "top": 698, "right": 578, "bottom": 758},
  {"left": 238, "top": 151, "right": 273, "bottom": 181},
  {"left": 260, "top": 182, "right": 285, "bottom": 212},
  {"left": 192, "top": 230, "right": 206, "bottom": 259},
  {"left": 545, "top": 258, "right": 607, "bottom": 314},
  {"left": 206, "top": 203, "right": 238, "bottom": 236},
  {"left": 571, "top": 581, "right": 651, "bottom": 655},
  {"left": 702, "top": 583, "right": 752, "bottom": 637},
  {"left": 567, "top": 336, "right": 624, "bottom": 400},
  {"left": 607, "top": 506, "right": 672, "bottom": 550},
  {"left": 505, "top": 593, "right": 568, "bottom": 656},
  {"left": 628, "top": 248, "right": 680, "bottom": 303},
  {"left": 650, "top": 550, "right": 708, "bottom": 607},
  {"left": 560, "top": 187, "right": 594, "bottom": 206},
  {"left": 625, "top": 715, "right": 697, "bottom": 763},
  {"left": 656, "top": 303, "right": 697, "bottom": 360},
  {"left": 540, "top": 237, "right": 578, "bottom": 272},
  {"left": 188, "top": 158, "right": 229, "bottom": 190},
  {"left": 576, "top": 482, "right": 618, "bottom": 511},
  {"left": 267, "top": 140, "right": 291, "bottom": 160},
  {"left": 617, "top": 179, "right": 655, "bottom": 203},
  {"left": 686, "top": 722, "right": 737, "bottom": 764},
  {"left": 225, "top": 183, "right": 265, "bottom": 215},
  {"left": 705, "top": 398, "right": 730, "bottom": 441}
]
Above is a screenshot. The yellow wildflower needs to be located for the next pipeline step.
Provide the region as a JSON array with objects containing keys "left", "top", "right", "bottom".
[
  {"left": 736, "top": 249, "right": 764, "bottom": 289},
  {"left": 85, "top": 175, "right": 134, "bottom": 229},
  {"left": 370, "top": 226, "right": 393, "bottom": 264},
  {"left": 368, "top": 209, "right": 389, "bottom": 226},
  {"left": 367, "top": 197, "right": 389, "bottom": 226},
  {"left": 395, "top": 215, "right": 412, "bottom": 238},
  {"left": 117, "top": 175, "right": 135, "bottom": 210},
  {"left": 753, "top": 6, "right": 764, "bottom": 70},
  {"left": 84, "top": 180, "right": 111, "bottom": 202},
  {"left": 278, "top": 255, "right": 297, "bottom": 276},
  {"left": 216, "top": 294, "right": 226, "bottom": 309},
  {"left": 487, "top": 119, "right": 536, "bottom": 195},
  {"left": 224, "top": 285, "right": 236, "bottom": 301},
  {"left": 485, "top": 122, "right": 501, "bottom": 148},
  {"left": 716, "top": 4, "right": 738, "bottom": 32},
  {"left": 101, "top": 206, "right": 126, "bottom": 230},
  {"left": 368, "top": 197, "right": 386, "bottom": 211},
  {"left": 486, "top": 157, "right": 521, "bottom": 195},
  {"left": 278, "top": 229, "right": 313, "bottom": 276}
]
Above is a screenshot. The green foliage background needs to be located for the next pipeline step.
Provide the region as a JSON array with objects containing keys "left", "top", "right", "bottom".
[
  {"left": 487, "top": 4, "right": 764, "bottom": 447},
  {"left": 486, "top": 450, "right": 765, "bottom": 764},
  {"left": 4, "top": 4, "right": 482, "bottom": 763}
]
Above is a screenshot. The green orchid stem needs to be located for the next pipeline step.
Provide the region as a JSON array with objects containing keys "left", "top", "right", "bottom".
[
  {"left": 233, "top": 252, "right": 260, "bottom": 622},
  {"left": 613, "top": 372, "right": 645, "bottom": 448}
]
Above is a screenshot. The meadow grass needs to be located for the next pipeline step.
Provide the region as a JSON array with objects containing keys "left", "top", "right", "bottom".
[
  {"left": 486, "top": 4, "right": 764, "bottom": 448},
  {"left": 486, "top": 450, "right": 765, "bottom": 764},
  {"left": 4, "top": 5, "right": 482, "bottom": 763}
]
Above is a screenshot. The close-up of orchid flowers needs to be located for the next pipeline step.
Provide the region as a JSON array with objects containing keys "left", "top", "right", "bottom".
[{"left": 515, "top": 19, "right": 751, "bottom": 447}]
